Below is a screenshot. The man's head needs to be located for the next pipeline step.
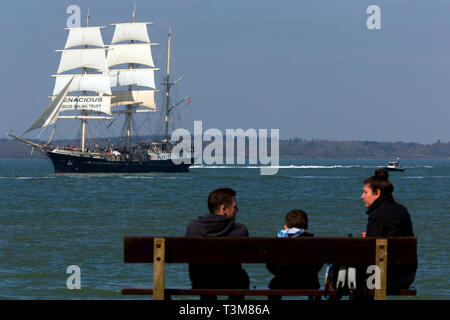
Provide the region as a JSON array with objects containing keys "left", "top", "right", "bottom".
[
  {"left": 284, "top": 209, "right": 308, "bottom": 230},
  {"left": 361, "top": 175, "right": 394, "bottom": 208},
  {"left": 208, "top": 188, "right": 238, "bottom": 219}
]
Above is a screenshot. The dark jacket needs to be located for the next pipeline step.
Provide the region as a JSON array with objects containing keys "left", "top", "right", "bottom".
[
  {"left": 267, "top": 229, "right": 323, "bottom": 290},
  {"left": 185, "top": 214, "right": 249, "bottom": 289},
  {"left": 186, "top": 213, "right": 248, "bottom": 237},
  {"left": 366, "top": 195, "right": 414, "bottom": 237},
  {"left": 365, "top": 195, "right": 417, "bottom": 291}
]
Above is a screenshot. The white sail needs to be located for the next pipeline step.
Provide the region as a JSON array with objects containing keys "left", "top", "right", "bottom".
[
  {"left": 57, "top": 49, "right": 108, "bottom": 74},
  {"left": 111, "top": 90, "right": 156, "bottom": 109},
  {"left": 111, "top": 23, "right": 151, "bottom": 44},
  {"left": 53, "top": 74, "right": 112, "bottom": 95},
  {"left": 109, "top": 69, "right": 155, "bottom": 89},
  {"left": 64, "top": 27, "right": 105, "bottom": 48},
  {"left": 107, "top": 44, "right": 154, "bottom": 67},
  {"left": 52, "top": 95, "right": 112, "bottom": 115},
  {"left": 24, "top": 76, "right": 74, "bottom": 134}
]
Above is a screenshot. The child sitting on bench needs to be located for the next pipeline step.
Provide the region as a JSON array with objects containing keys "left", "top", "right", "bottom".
[{"left": 267, "top": 209, "right": 323, "bottom": 300}]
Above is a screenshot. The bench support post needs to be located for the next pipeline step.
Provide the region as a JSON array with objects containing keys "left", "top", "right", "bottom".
[
  {"left": 374, "top": 238, "right": 387, "bottom": 300},
  {"left": 153, "top": 237, "right": 165, "bottom": 300}
]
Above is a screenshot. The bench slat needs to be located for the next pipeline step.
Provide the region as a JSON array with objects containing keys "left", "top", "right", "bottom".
[
  {"left": 124, "top": 237, "right": 417, "bottom": 264},
  {"left": 122, "top": 288, "right": 337, "bottom": 296},
  {"left": 121, "top": 287, "right": 416, "bottom": 296}
]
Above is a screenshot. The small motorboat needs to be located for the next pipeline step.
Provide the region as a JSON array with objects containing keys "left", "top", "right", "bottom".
[{"left": 384, "top": 158, "right": 405, "bottom": 172}]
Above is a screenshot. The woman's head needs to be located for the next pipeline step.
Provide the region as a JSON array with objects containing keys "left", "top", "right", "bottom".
[
  {"left": 374, "top": 168, "right": 389, "bottom": 179},
  {"left": 361, "top": 169, "right": 394, "bottom": 208}
]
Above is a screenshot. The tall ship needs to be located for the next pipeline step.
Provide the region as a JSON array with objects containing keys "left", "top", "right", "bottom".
[{"left": 8, "top": 10, "right": 194, "bottom": 173}]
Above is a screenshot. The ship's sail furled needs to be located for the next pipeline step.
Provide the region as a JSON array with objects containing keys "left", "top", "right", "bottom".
[
  {"left": 53, "top": 26, "right": 112, "bottom": 115},
  {"left": 107, "top": 22, "right": 158, "bottom": 110}
]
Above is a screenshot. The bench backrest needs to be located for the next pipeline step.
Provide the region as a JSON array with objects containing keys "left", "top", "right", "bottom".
[
  {"left": 124, "top": 236, "right": 417, "bottom": 264},
  {"left": 123, "top": 236, "right": 416, "bottom": 301}
]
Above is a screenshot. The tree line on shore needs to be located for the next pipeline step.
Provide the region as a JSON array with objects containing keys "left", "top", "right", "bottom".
[
  {"left": 279, "top": 138, "right": 450, "bottom": 159},
  {"left": 1, "top": 137, "right": 449, "bottom": 159}
]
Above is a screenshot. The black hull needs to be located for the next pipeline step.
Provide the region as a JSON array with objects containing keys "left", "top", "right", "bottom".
[{"left": 44, "top": 151, "right": 193, "bottom": 173}]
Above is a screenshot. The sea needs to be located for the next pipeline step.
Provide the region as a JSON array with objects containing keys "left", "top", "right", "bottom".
[{"left": 0, "top": 159, "right": 448, "bottom": 300}]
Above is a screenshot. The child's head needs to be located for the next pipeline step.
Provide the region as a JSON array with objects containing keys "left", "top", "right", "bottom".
[{"left": 285, "top": 209, "right": 308, "bottom": 230}]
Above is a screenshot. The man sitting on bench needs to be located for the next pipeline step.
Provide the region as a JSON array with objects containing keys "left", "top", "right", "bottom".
[{"left": 185, "top": 188, "right": 250, "bottom": 300}]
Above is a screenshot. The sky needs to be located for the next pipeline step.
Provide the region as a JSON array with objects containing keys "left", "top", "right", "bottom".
[{"left": 1, "top": 0, "right": 449, "bottom": 144}]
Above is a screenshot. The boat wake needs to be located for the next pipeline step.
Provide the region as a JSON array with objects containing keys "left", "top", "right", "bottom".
[
  {"left": 279, "top": 175, "right": 350, "bottom": 179},
  {"left": 190, "top": 165, "right": 363, "bottom": 169},
  {"left": 121, "top": 176, "right": 155, "bottom": 179},
  {"left": 9, "top": 176, "right": 55, "bottom": 180}
]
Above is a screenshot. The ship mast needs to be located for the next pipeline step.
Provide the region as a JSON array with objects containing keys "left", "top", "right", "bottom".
[
  {"left": 81, "top": 11, "right": 90, "bottom": 152},
  {"left": 163, "top": 28, "right": 172, "bottom": 143},
  {"left": 125, "top": 7, "right": 136, "bottom": 153},
  {"left": 105, "top": 5, "right": 158, "bottom": 153},
  {"left": 162, "top": 29, "right": 191, "bottom": 144}
]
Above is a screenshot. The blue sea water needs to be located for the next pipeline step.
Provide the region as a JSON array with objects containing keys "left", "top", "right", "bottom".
[{"left": 0, "top": 159, "right": 448, "bottom": 299}]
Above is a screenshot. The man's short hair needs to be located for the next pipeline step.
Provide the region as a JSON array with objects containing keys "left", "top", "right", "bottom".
[
  {"left": 208, "top": 188, "right": 236, "bottom": 214},
  {"left": 285, "top": 209, "right": 308, "bottom": 229}
]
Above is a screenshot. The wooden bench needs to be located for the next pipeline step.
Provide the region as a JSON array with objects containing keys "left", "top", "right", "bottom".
[{"left": 122, "top": 237, "right": 417, "bottom": 300}]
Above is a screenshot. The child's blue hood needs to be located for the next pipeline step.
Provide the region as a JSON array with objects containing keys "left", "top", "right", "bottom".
[{"left": 277, "top": 227, "right": 306, "bottom": 238}]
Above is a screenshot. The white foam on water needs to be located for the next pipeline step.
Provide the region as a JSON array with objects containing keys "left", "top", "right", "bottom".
[
  {"left": 121, "top": 176, "right": 155, "bottom": 179},
  {"left": 13, "top": 176, "right": 54, "bottom": 180},
  {"left": 281, "top": 175, "right": 349, "bottom": 179},
  {"left": 402, "top": 176, "right": 425, "bottom": 179},
  {"left": 403, "top": 166, "right": 434, "bottom": 169},
  {"left": 400, "top": 176, "right": 449, "bottom": 179},
  {"left": 190, "top": 165, "right": 362, "bottom": 169}
]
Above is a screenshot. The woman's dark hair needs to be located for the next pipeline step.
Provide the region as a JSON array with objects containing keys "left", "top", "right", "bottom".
[
  {"left": 208, "top": 188, "right": 236, "bottom": 214},
  {"left": 285, "top": 209, "right": 308, "bottom": 229},
  {"left": 364, "top": 171, "right": 394, "bottom": 196},
  {"left": 374, "top": 168, "right": 389, "bottom": 179}
]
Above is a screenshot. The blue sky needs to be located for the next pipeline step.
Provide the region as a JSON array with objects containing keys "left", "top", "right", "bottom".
[{"left": 1, "top": 0, "right": 449, "bottom": 144}]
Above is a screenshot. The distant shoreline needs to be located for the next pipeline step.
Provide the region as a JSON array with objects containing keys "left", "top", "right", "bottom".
[
  {"left": 279, "top": 155, "right": 450, "bottom": 160},
  {"left": 1, "top": 137, "right": 449, "bottom": 160},
  {"left": 1, "top": 156, "right": 449, "bottom": 161}
]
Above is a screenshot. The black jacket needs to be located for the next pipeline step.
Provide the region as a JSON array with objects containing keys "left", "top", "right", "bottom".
[
  {"left": 185, "top": 214, "right": 249, "bottom": 289},
  {"left": 366, "top": 195, "right": 414, "bottom": 237},
  {"left": 365, "top": 195, "right": 416, "bottom": 291},
  {"left": 186, "top": 214, "right": 248, "bottom": 237},
  {"left": 267, "top": 231, "right": 322, "bottom": 290}
]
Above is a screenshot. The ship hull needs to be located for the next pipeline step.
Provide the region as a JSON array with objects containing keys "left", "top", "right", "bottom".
[{"left": 44, "top": 150, "right": 193, "bottom": 173}]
